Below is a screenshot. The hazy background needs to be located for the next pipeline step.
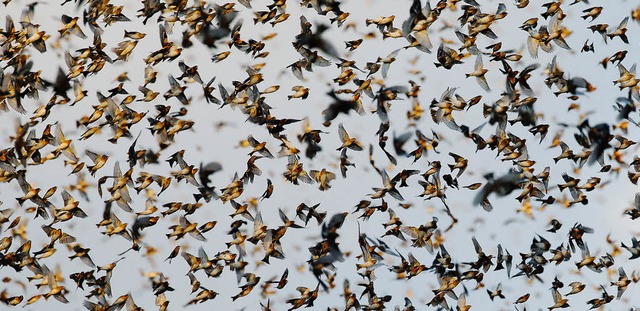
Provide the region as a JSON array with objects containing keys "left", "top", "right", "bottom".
[{"left": 1, "top": 0, "right": 640, "bottom": 310}]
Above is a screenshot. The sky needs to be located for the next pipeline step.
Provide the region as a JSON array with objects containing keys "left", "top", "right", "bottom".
[{"left": 1, "top": 0, "right": 640, "bottom": 310}]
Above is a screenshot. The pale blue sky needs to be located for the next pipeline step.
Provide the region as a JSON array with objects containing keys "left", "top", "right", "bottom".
[{"left": 1, "top": 0, "right": 640, "bottom": 310}]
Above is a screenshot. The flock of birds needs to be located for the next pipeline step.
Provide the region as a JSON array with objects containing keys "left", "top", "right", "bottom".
[{"left": 0, "top": 0, "right": 640, "bottom": 310}]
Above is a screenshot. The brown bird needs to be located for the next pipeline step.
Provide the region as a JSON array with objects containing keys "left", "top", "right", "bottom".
[
  {"left": 548, "top": 288, "right": 570, "bottom": 310},
  {"left": 283, "top": 155, "right": 313, "bottom": 185},
  {"left": 608, "top": 17, "right": 629, "bottom": 43},
  {"left": 310, "top": 168, "right": 336, "bottom": 190},
  {"left": 59, "top": 15, "right": 86, "bottom": 39},
  {"left": 86, "top": 150, "right": 109, "bottom": 176},
  {"left": 337, "top": 123, "right": 363, "bottom": 151},
  {"left": 266, "top": 268, "right": 289, "bottom": 289},
  {"left": 466, "top": 55, "right": 490, "bottom": 91}
]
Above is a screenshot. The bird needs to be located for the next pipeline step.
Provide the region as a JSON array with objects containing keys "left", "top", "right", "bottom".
[
  {"left": 466, "top": 55, "right": 491, "bottom": 92},
  {"left": 310, "top": 168, "right": 336, "bottom": 191},
  {"left": 336, "top": 123, "right": 363, "bottom": 151}
]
